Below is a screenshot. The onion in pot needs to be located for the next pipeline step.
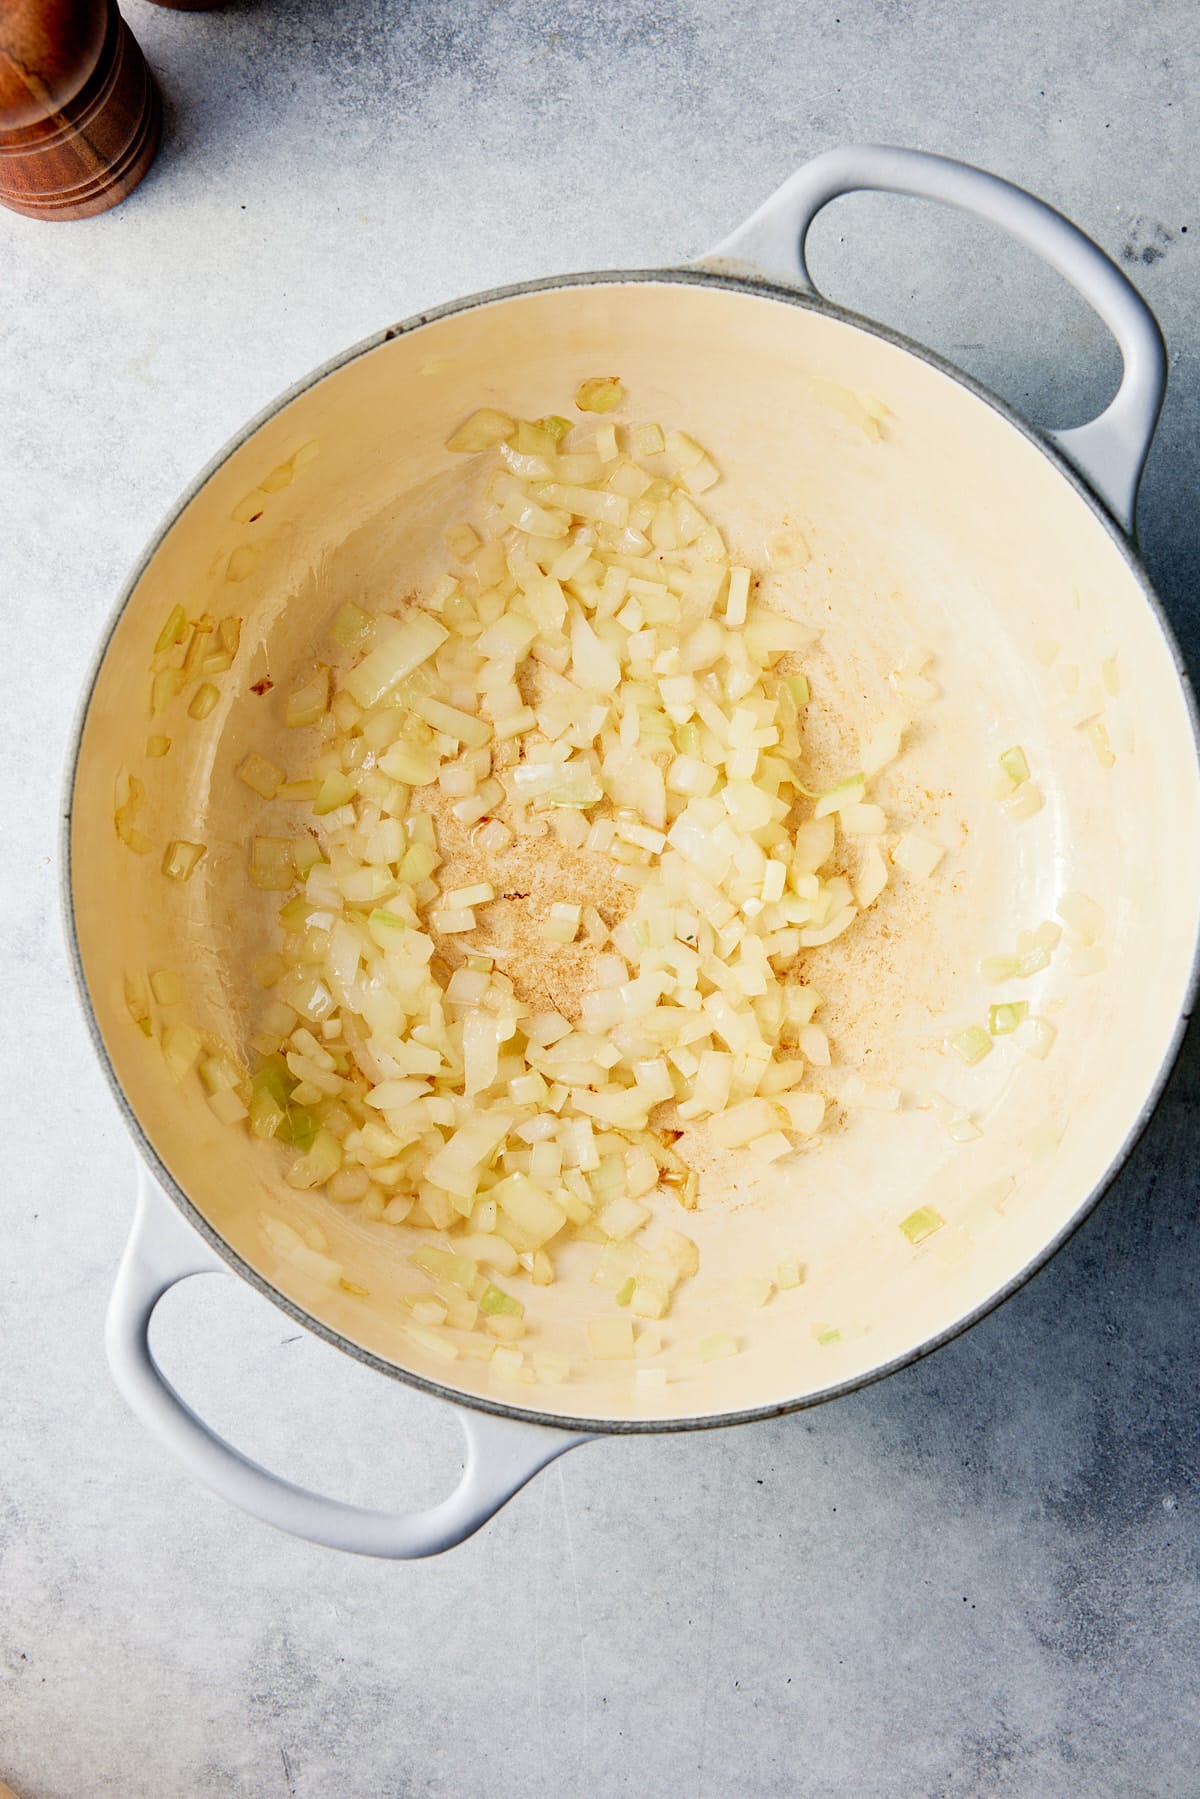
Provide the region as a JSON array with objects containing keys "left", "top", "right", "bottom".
[{"left": 153, "top": 388, "right": 970, "bottom": 1384}]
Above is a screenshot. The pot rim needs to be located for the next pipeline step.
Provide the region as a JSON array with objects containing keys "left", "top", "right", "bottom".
[{"left": 61, "top": 262, "right": 1200, "bottom": 1436}]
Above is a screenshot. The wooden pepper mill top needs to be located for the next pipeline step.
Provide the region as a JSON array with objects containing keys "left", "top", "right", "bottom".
[{"left": 0, "top": 0, "right": 161, "bottom": 220}]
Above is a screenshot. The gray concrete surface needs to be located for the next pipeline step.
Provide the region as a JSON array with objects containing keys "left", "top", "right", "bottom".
[{"left": 3, "top": 1, "right": 1199, "bottom": 1794}]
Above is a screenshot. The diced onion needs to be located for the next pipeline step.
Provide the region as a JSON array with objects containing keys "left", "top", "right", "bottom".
[
  {"left": 949, "top": 1025, "right": 991, "bottom": 1066},
  {"left": 150, "top": 969, "right": 183, "bottom": 1006},
  {"left": 575, "top": 377, "right": 624, "bottom": 414},
  {"left": 239, "top": 753, "right": 284, "bottom": 799},
  {"left": 115, "top": 775, "right": 152, "bottom": 855},
  {"left": 1002, "top": 783, "right": 1043, "bottom": 820},
  {"left": 162, "top": 840, "right": 205, "bottom": 882},
  {"left": 446, "top": 409, "right": 516, "bottom": 453},
  {"left": 198, "top": 386, "right": 949, "bottom": 1379},
  {"left": 286, "top": 670, "right": 330, "bottom": 728},
  {"left": 346, "top": 615, "right": 449, "bottom": 709},
  {"left": 998, "top": 745, "right": 1029, "bottom": 786},
  {"left": 839, "top": 803, "right": 885, "bottom": 836},
  {"left": 899, "top": 1206, "right": 944, "bottom": 1245},
  {"left": 1056, "top": 890, "right": 1105, "bottom": 947},
  {"left": 588, "top": 1316, "right": 635, "bottom": 1358},
  {"left": 188, "top": 682, "right": 220, "bottom": 721},
  {"left": 892, "top": 834, "right": 945, "bottom": 879}
]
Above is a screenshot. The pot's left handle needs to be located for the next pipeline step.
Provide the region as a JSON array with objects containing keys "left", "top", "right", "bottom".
[{"left": 107, "top": 1170, "right": 591, "bottom": 1557}]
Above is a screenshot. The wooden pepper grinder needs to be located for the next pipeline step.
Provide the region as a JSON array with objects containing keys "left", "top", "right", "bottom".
[{"left": 0, "top": 0, "right": 162, "bottom": 220}]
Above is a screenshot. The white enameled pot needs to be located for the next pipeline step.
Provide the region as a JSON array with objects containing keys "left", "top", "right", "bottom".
[{"left": 65, "top": 146, "right": 1200, "bottom": 1556}]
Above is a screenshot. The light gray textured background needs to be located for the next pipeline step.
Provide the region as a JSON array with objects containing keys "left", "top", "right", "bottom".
[{"left": 3, "top": 2, "right": 1199, "bottom": 1795}]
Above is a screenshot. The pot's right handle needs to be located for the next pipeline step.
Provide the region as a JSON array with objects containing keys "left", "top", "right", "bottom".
[
  {"left": 708, "top": 144, "right": 1166, "bottom": 533},
  {"left": 107, "top": 1169, "right": 591, "bottom": 1558}
]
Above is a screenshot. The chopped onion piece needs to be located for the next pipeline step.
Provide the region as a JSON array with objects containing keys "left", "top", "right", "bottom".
[
  {"left": 150, "top": 969, "right": 183, "bottom": 1006},
  {"left": 776, "top": 1090, "right": 824, "bottom": 1135},
  {"left": 734, "top": 1276, "right": 773, "bottom": 1307},
  {"left": 588, "top": 1316, "right": 635, "bottom": 1358},
  {"left": 980, "top": 954, "right": 1019, "bottom": 982},
  {"left": 446, "top": 409, "right": 516, "bottom": 453},
  {"left": 151, "top": 669, "right": 185, "bottom": 716},
  {"left": 285, "top": 1127, "right": 343, "bottom": 1190},
  {"left": 540, "top": 901, "right": 582, "bottom": 944},
  {"left": 596, "top": 1195, "right": 652, "bottom": 1239},
  {"left": 153, "top": 604, "right": 188, "bottom": 655},
  {"left": 1024, "top": 1116, "right": 1066, "bottom": 1160},
  {"left": 1056, "top": 890, "right": 1105, "bottom": 946},
  {"left": 725, "top": 566, "right": 751, "bottom": 626},
  {"left": 329, "top": 601, "right": 374, "bottom": 649},
  {"left": 949, "top": 1025, "right": 992, "bottom": 1066},
  {"left": 813, "top": 776, "right": 865, "bottom": 819},
  {"left": 707, "top": 1097, "right": 778, "bottom": 1149},
  {"left": 630, "top": 422, "right": 664, "bottom": 454},
  {"left": 115, "top": 776, "right": 152, "bottom": 855},
  {"left": 892, "top": 834, "right": 944, "bottom": 879},
  {"left": 840, "top": 802, "right": 885, "bottom": 836},
  {"left": 854, "top": 843, "right": 888, "bottom": 909},
  {"left": 238, "top": 753, "right": 283, "bottom": 799},
  {"left": 188, "top": 682, "right": 219, "bottom": 721},
  {"left": 799, "top": 905, "right": 857, "bottom": 948},
  {"left": 285, "top": 670, "right": 329, "bottom": 728},
  {"left": 575, "top": 377, "right": 624, "bottom": 414},
  {"left": 226, "top": 546, "right": 257, "bottom": 584},
  {"left": 411, "top": 694, "right": 493, "bottom": 748},
  {"left": 251, "top": 836, "right": 295, "bottom": 891},
  {"left": 345, "top": 613, "right": 449, "bottom": 709},
  {"left": 899, "top": 1206, "right": 944, "bottom": 1245},
  {"left": 861, "top": 710, "right": 905, "bottom": 777},
  {"left": 999, "top": 745, "right": 1029, "bottom": 786},
  {"left": 445, "top": 882, "right": 494, "bottom": 908},
  {"left": 1088, "top": 719, "right": 1115, "bottom": 768},
  {"left": 404, "top": 1323, "right": 459, "bottom": 1362},
  {"left": 431, "top": 906, "right": 475, "bottom": 934},
  {"left": 124, "top": 974, "right": 151, "bottom": 1036},
  {"left": 162, "top": 839, "right": 205, "bottom": 882},
  {"left": 763, "top": 527, "right": 809, "bottom": 569},
  {"left": 1003, "top": 783, "right": 1043, "bottom": 820},
  {"left": 635, "top": 1366, "right": 668, "bottom": 1391}
]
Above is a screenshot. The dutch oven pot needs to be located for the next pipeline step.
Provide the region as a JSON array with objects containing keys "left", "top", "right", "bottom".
[{"left": 65, "top": 147, "right": 1200, "bottom": 1556}]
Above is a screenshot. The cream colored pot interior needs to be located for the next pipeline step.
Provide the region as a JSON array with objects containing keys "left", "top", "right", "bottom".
[{"left": 71, "top": 278, "right": 1200, "bottom": 1426}]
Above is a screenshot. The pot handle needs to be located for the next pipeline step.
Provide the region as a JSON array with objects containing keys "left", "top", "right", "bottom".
[
  {"left": 708, "top": 144, "right": 1166, "bottom": 532},
  {"left": 106, "top": 1169, "right": 591, "bottom": 1557}
]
